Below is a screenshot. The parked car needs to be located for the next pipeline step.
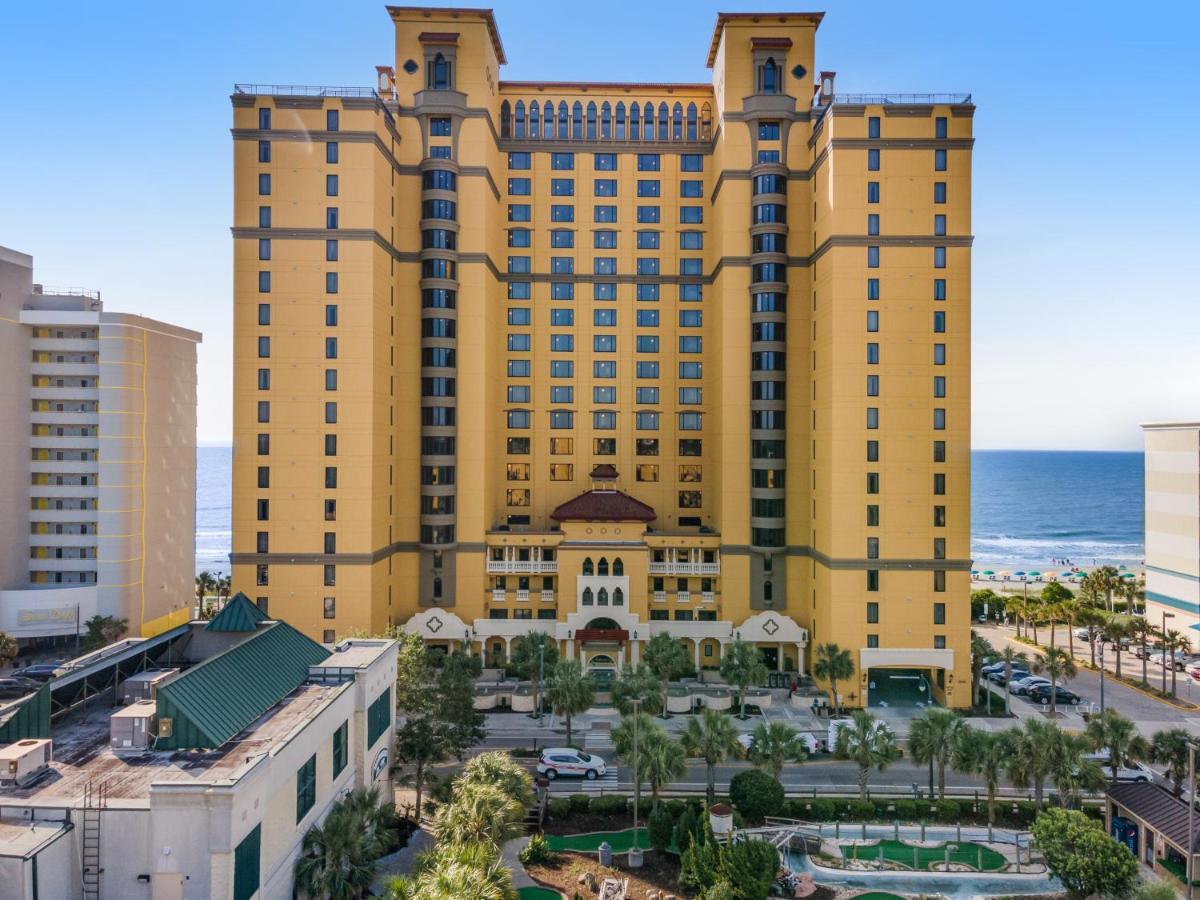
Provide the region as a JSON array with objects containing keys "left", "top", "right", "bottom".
[
  {"left": 537, "top": 748, "right": 607, "bottom": 780},
  {"left": 739, "top": 731, "right": 823, "bottom": 756},
  {"left": 10, "top": 664, "right": 62, "bottom": 681},
  {"left": 1184, "top": 661, "right": 1200, "bottom": 681},
  {"left": 1009, "top": 676, "right": 1051, "bottom": 696},
  {"left": 988, "top": 668, "right": 1031, "bottom": 686},
  {"left": 1084, "top": 751, "right": 1153, "bottom": 783},
  {"left": 1134, "top": 643, "right": 1162, "bottom": 660},
  {"left": 1029, "top": 684, "right": 1082, "bottom": 706},
  {"left": 1074, "top": 628, "right": 1093, "bottom": 642},
  {"left": 981, "top": 661, "right": 1013, "bottom": 675},
  {"left": 1164, "top": 651, "right": 1200, "bottom": 671}
]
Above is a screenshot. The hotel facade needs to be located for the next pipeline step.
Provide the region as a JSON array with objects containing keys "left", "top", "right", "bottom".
[
  {"left": 230, "top": 7, "right": 974, "bottom": 707},
  {"left": 0, "top": 246, "right": 200, "bottom": 643},
  {"left": 1142, "top": 422, "right": 1200, "bottom": 648}
]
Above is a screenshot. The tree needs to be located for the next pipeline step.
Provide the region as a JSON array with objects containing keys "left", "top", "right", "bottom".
[
  {"left": 388, "top": 841, "right": 515, "bottom": 900},
  {"left": 970, "top": 631, "right": 994, "bottom": 707},
  {"left": 1058, "top": 598, "right": 1081, "bottom": 660},
  {"left": 833, "top": 709, "right": 899, "bottom": 800},
  {"left": 643, "top": 632, "right": 690, "bottom": 718},
  {"left": 456, "top": 751, "right": 534, "bottom": 810},
  {"left": 1150, "top": 727, "right": 1192, "bottom": 796},
  {"left": 970, "top": 588, "right": 999, "bottom": 621},
  {"left": 748, "top": 721, "right": 807, "bottom": 778},
  {"left": 1008, "top": 717, "right": 1061, "bottom": 809},
  {"left": 82, "top": 615, "right": 128, "bottom": 651},
  {"left": 1032, "top": 646, "right": 1076, "bottom": 716},
  {"left": 610, "top": 664, "right": 664, "bottom": 716},
  {"left": 1031, "top": 807, "right": 1138, "bottom": 899},
  {"left": 544, "top": 659, "right": 593, "bottom": 745},
  {"left": 680, "top": 707, "right": 741, "bottom": 806},
  {"left": 438, "top": 652, "right": 486, "bottom": 753},
  {"left": 1100, "top": 617, "right": 1130, "bottom": 679},
  {"left": 997, "top": 645, "right": 1029, "bottom": 717},
  {"left": 1117, "top": 576, "right": 1146, "bottom": 616},
  {"left": 509, "top": 631, "right": 558, "bottom": 718},
  {"left": 294, "top": 787, "right": 395, "bottom": 900},
  {"left": 729, "top": 768, "right": 785, "bottom": 822},
  {"left": 432, "top": 782, "right": 526, "bottom": 850},
  {"left": 681, "top": 828, "right": 779, "bottom": 900},
  {"left": 638, "top": 730, "right": 687, "bottom": 811},
  {"left": 1085, "top": 710, "right": 1149, "bottom": 784},
  {"left": 908, "top": 708, "right": 968, "bottom": 800},
  {"left": 613, "top": 710, "right": 660, "bottom": 816},
  {"left": 194, "top": 570, "right": 216, "bottom": 611},
  {"left": 954, "top": 729, "right": 1014, "bottom": 825},
  {"left": 1163, "top": 629, "right": 1187, "bottom": 696},
  {"left": 1081, "top": 566, "right": 1123, "bottom": 614},
  {"left": 813, "top": 643, "right": 854, "bottom": 714},
  {"left": 1076, "top": 606, "right": 1108, "bottom": 668},
  {"left": 647, "top": 803, "right": 675, "bottom": 853},
  {"left": 1127, "top": 616, "right": 1156, "bottom": 687},
  {"left": 719, "top": 639, "right": 768, "bottom": 719},
  {"left": 216, "top": 573, "right": 232, "bottom": 607},
  {"left": 0, "top": 631, "right": 17, "bottom": 668},
  {"left": 1049, "top": 732, "right": 1105, "bottom": 809}
]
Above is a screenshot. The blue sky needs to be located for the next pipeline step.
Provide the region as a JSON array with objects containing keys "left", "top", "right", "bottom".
[{"left": 2, "top": 1, "right": 1196, "bottom": 450}]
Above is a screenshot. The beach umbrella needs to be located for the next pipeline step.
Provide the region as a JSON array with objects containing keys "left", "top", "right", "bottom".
[
  {"left": 999, "top": 572, "right": 1011, "bottom": 579},
  {"left": 1121, "top": 572, "right": 1135, "bottom": 579},
  {"left": 1015, "top": 571, "right": 1026, "bottom": 577},
  {"left": 1060, "top": 572, "right": 1073, "bottom": 578},
  {"left": 1028, "top": 571, "right": 1041, "bottom": 577},
  {"left": 983, "top": 570, "right": 995, "bottom": 576}
]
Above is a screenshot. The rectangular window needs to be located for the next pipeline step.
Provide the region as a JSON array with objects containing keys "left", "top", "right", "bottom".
[
  {"left": 680, "top": 206, "right": 703, "bottom": 224},
  {"left": 934, "top": 246, "right": 947, "bottom": 268},
  {"left": 867, "top": 213, "right": 879, "bottom": 236},
  {"left": 325, "top": 174, "right": 338, "bottom": 196},
  {"left": 637, "top": 179, "right": 660, "bottom": 197},
  {"left": 867, "top": 148, "right": 880, "bottom": 171},
  {"left": 594, "top": 178, "right": 617, "bottom": 196},
  {"left": 635, "top": 387, "right": 658, "bottom": 404},
  {"left": 429, "top": 117, "right": 451, "bottom": 136},
  {"left": 934, "top": 408, "right": 947, "bottom": 430},
  {"left": 508, "top": 204, "right": 531, "bottom": 222},
  {"left": 867, "top": 343, "right": 879, "bottom": 364},
  {"left": 866, "top": 310, "right": 879, "bottom": 332},
  {"left": 867, "top": 278, "right": 879, "bottom": 300},
  {"left": 681, "top": 154, "right": 703, "bottom": 171},
  {"left": 233, "top": 824, "right": 261, "bottom": 900},
  {"left": 867, "top": 601, "right": 879, "bottom": 623},
  {"left": 326, "top": 142, "right": 338, "bottom": 164},
  {"left": 867, "top": 472, "right": 880, "bottom": 494},
  {"left": 636, "top": 206, "right": 660, "bottom": 223},
  {"left": 680, "top": 180, "right": 703, "bottom": 198},
  {"left": 594, "top": 153, "right": 616, "bottom": 171},
  {"left": 508, "top": 151, "right": 531, "bottom": 169},
  {"left": 867, "top": 246, "right": 879, "bottom": 268},
  {"left": 551, "top": 178, "right": 574, "bottom": 196},
  {"left": 594, "top": 360, "right": 616, "bottom": 378},
  {"left": 758, "top": 121, "right": 780, "bottom": 140},
  {"left": 868, "top": 116, "right": 880, "bottom": 139},
  {"left": 934, "top": 278, "right": 947, "bottom": 301},
  {"left": 595, "top": 205, "right": 617, "bottom": 223},
  {"left": 295, "top": 755, "right": 316, "bottom": 823},
  {"left": 934, "top": 182, "right": 947, "bottom": 203},
  {"left": 935, "top": 116, "right": 948, "bottom": 139},
  {"left": 934, "top": 343, "right": 946, "bottom": 365},
  {"left": 258, "top": 140, "right": 270, "bottom": 163},
  {"left": 508, "top": 177, "right": 530, "bottom": 195},
  {"left": 934, "top": 214, "right": 946, "bottom": 236},
  {"left": 326, "top": 239, "right": 338, "bottom": 261},
  {"left": 550, "top": 205, "right": 574, "bottom": 222},
  {"left": 326, "top": 207, "right": 338, "bottom": 229},
  {"left": 551, "top": 152, "right": 574, "bottom": 170},
  {"left": 637, "top": 361, "right": 660, "bottom": 378},
  {"left": 867, "top": 570, "right": 879, "bottom": 591},
  {"left": 325, "top": 272, "right": 338, "bottom": 294},
  {"left": 866, "top": 407, "right": 879, "bottom": 429},
  {"left": 550, "top": 386, "right": 574, "bottom": 404},
  {"left": 935, "top": 148, "right": 947, "bottom": 171},
  {"left": 637, "top": 153, "right": 660, "bottom": 171},
  {"left": 332, "top": 720, "right": 348, "bottom": 776},
  {"left": 594, "top": 334, "right": 616, "bottom": 352},
  {"left": 866, "top": 375, "right": 879, "bottom": 397},
  {"left": 933, "top": 311, "right": 946, "bottom": 333},
  {"left": 867, "top": 181, "right": 879, "bottom": 203},
  {"left": 866, "top": 504, "right": 879, "bottom": 526},
  {"left": 258, "top": 206, "right": 271, "bottom": 228},
  {"left": 258, "top": 173, "right": 270, "bottom": 196},
  {"left": 550, "top": 360, "right": 573, "bottom": 377},
  {"left": 258, "top": 238, "right": 270, "bottom": 261},
  {"left": 366, "top": 687, "right": 391, "bottom": 746},
  {"left": 550, "top": 411, "right": 574, "bottom": 429}
]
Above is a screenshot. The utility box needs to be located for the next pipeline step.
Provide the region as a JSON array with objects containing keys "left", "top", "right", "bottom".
[
  {"left": 0, "top": 739, "right": 53, "bottom": 787},
  {"left": 119, "top": 669, "right": 178, "bottom": 704},
  {"left": 110, "top": 701, "right": 157, "bottom": 750}
]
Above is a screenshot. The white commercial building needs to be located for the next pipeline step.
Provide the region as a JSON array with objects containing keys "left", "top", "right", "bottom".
[
  {"left": 0, "top": 245, "right": 201, "bottom": 643},
  {"left": 1142, "top": 421, "right": 1200, "bottom": 649}
]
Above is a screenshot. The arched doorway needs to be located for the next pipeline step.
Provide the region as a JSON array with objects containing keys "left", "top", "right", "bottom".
[{"left": 586, "top": 652, "right": 617, "bottom": 685}]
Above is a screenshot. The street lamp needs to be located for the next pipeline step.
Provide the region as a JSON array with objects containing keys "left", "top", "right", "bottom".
[
  {"left": 1098, "top": 639, "right": 1105, "bottom": 714},
  {"left": 536, "top": 641, "right": 545, "bottom": 721},
  {"left": 1163, "top": 611, "right": 1176, "bottom": 695},
  {"left": 629, "top": 697, "right": 644, "bottom": 867}
]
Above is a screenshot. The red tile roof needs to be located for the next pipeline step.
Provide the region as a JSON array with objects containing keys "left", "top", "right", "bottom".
[
  {"left": 590, "top": 464, "right": 619, "bottom": 479},
  {"left": 550, "top": 489, "right": 655, "bottom": 523}
]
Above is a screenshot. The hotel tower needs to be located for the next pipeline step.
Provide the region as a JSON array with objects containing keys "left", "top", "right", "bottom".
[{"left": 230, "top": 7, "right": 973, "bottom": 707}]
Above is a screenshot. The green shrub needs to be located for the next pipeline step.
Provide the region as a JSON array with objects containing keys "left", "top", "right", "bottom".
[
  {"left": 664, "top": 798, "right": 687, "bottom": 820},
  {"left": 548, "top": 797, "right": 572, "bottom": 820},
  {"left": 590, "top": 795, "right": 629, "bottom": 816},
  {"left": 893, "top": 799, "right": 917, "bottom": 821},
  {"left": 729, "top": 769, "right": 785, "bottom": 823},
  {"left": 648, "top": 804, "right": 674, "bottom": 853},
  {"left": 673, "top": 806, "right": 699, "bottom": 852},
  {"left": 808, "top": 798, "right": 835, "bottom": 821},
  {"left": 846, "top": 799, "right": 875, "bottom": 820},
  {"left": 784, "top": 798, "right": 808, "bottom": 819},
  {"left": 636, "top": 796, "right": 654, "bottom": 818},
  {"left": 568, "top": 793, "right": 590, "bottom": 814},
  {"left": 935, "top": 799, "right": 960, "bottom": 822},
  {"left": 519, "top": 833, "right": 558, "bottom": 866}
]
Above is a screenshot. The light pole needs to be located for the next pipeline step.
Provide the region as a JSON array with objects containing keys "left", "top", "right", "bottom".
[
  {"left": 629, "top": 697, "right": 643, "bottom": 867},
  {"left": 1098, "top": 639, "right": 1105, "bottom": 714},
  {"left": 536, "top": 641, "right": 545, "bottom": 720},
  {"left": 1163, "top": 611, "right": 1176, "bottom": 695},
  {"left": 1188, "top": 740, "right": 1196, "bottom": 900}
]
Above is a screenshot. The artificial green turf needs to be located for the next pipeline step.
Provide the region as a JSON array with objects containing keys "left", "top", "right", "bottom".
[
  {"left": 544, "top": 828, "right": 649, "bottom": 853},
  {"left": 852, "top": 894, "right": 907, "bottom": 900},
  {"left": 518, "top": 888, "right": 565, "bottom": 900},
  {"left": 846, "top": 839, "right": 1006, "bottom": 872}
]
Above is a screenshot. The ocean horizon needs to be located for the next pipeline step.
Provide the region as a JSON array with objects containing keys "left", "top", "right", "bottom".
[{"left": 195, "top": 446, "right": 1145, "bottom": 575}]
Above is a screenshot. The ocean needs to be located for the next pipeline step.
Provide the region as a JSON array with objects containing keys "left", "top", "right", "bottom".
[{"left": 193, "top": 447, "right": 1146, "bottom": 575}]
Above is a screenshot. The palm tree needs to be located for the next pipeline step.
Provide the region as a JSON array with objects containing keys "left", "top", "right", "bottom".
[
  {"left": 970, "top": 631, "right": 994, "bottom": 708},
  {"left": 1032, "top": 646, "right": 1076, "bottom": 716},
  {"left": 544, "top": 659, "right": 593, "bottom": 745},
  {"left": 1163, "top": 629, "right": 1188, "bottom": 696},
  {"left": 1082, "top": 566, "right": 1122, "bottom": 613},
  {"left": 294, "top": 788, "right": 393, "bottom": 900},
  {"left": 1008, "top": 594, "right": 1028, "bottom": 640},
  {"left": 1101, "top": 617, "right": 1130, "bottom": 679},
  {"left": 1117, "top": 576, "right": 1146, "bottom": 616},
  {"left": 1042, "top": 600, "right": 1063, "bottom": 650},
  {"left": 389, "top": 841, "right": 516, "bottom": 900},
  {"left": 1049, "top": 732, "right": 1105, "bottom": 809},
  {"left": 509, "top": 631, "right": 558, "bottom": 718},
  {"left": 1150, "top": 728, "right": 1193, "bottom": 796},
  {"left": 1008, "top": 717, "right": 1060, "bottom": 809},
  {"left": 456, "top": 751, "right": 535, "bottom": 810},
  {"left": 1076, "top": 606, "right": 1108, "bottom": 668},
  {"left": 613, "top": 710, "right": 659, "bottom": 815},
  {"left": 431, "top": 783, "right": 526, "bottom": 850},
  {"left": 1026, "top": 597, "right": 1043, "bottom": 646},
  {"left": 1127, "top": 616, "right": 1156, "bottom": 687},
  {"left": 954, "top": 729, "right": 1013, "bottom": 825},
  {"left": 611, "top": 664, "right": 664, "bottom": 716},
  {"left": 748, "top": 721, "right": 807, "bottom": 779},
  {"left": 1085, "top": 710, "right": 1150, "bottom": 784},
  {"left": 997, "top": 645, "right": 1029, "bottom": 717},
  {"left": 0, "top": 631, "right": 17, "bottom": 668},
  {"left": 194, "top": 570, "right": 215, "bottom": 611},
  {"left": 217, "top": 573, "right": 232, "bottom": 607},
  {"left": 638, "top": 730, "right": 687, "bottom": 811},
  {"left": 643, "top": 632, "right": 689, "bottom": 718},
  {"left": 908, "top": 708, "right": 968, "bottom": 800},
  {"left": 813, "top": 643, "right": 854, "bottom": 714},
  {"left": 833, "top": 709, "right": 899, "bottom": 800},
  {"left": 1059, "top": 598, "right": 1081, "bottom": 660},
  {"left": 680, "top": 707, "right": 740, "bottom": 806},
  {"left": 719, "top": 638, "right": 769, "bottom": 719}
]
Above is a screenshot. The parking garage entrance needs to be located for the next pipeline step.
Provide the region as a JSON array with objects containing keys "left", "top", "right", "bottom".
[{"left": 867, "top": 668, "right": 939, "bottom": 708}]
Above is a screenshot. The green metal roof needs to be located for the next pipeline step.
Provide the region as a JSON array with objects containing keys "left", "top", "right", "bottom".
[
  {"left": 205, "top": 591, "right": 268, "bottom": 632},
  {"left": 155, "top": 622, "right": 330, "bottom": 750},
  {"left": 0, "top": 684, "right": 50, "bottom": 743}
]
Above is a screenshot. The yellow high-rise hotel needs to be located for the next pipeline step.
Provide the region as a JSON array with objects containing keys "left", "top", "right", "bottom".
[{"left": 230, "top": 7, "right": 973, "bottom": 707}]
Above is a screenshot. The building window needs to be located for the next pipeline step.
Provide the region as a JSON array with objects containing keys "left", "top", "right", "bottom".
[
  {"left": 323, "top": 596, "right": 336, "bottom": 618},
  {"left": 935, "top": 116, "right": 948, "bottom": 139},
  {"left": 867, "top": 148, "right": 880, "bottom": 171},
  {"left": 867, "top": 570, "right": 879, "bottom": 591},
  {"left": 935, "top": 149, "right": 947, "bottom": 171},
  {"left": 867, "top": 537, "right": 879, "bottom": 559},
  {"left": 295, "top": 755, "right": 316, "bottom": 823},
  {"left": 367, "top": 687, "right": 391, "bottom": 746},
  {"left": 867, "top": 601, "right": 879, "bottom": 623},
  {"left": 868, "top": 116, "right": 880, "bottom": 139},
  {"left": 934, "top": 182, "right": 947, "bottom": 204},
  {"left": 332, "top": 720, "right": 348, "bottom": 776}
]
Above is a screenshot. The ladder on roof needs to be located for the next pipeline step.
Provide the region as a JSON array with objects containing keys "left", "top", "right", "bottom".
[{"left": 82, "top": 780, "right": 106, "bottom": 899}]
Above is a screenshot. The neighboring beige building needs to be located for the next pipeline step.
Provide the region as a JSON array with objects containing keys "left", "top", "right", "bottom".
[
  {"left": 0, "top": 246, "right": 201, "bottom": 643},
  {"left": 0, "top": 600, "right": 398, "bottom": 900},
  {"left": 1142, "top": 421, "right": 1200, "bottom": 648}
]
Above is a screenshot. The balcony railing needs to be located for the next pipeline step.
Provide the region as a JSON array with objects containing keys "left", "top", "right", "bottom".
[
  {"left": 516, "top": 589, "right": 530, "bottom": 602},
  {"left": 653, "top": 590, "right": 666, "bottom": 603},
  {"left": 233, "top": 83, "right": 379, "bottom": 98},
  {"left": 677, "top": 591, "right": 691, "bottom": 603},
  {"left": 540, "top": 590, "right": 555, "bottom": 603},
  {"left": 491, "top": 589, "right": 506, "bottom": 602},
  {"left": 486, "top": 559, "right": 558, "bottom": 574},
  {"left": 648, "top": 561, "right": 720, "bottom": 576},
  {"left": 702, "top": 591, "right": 715, "bottom": 603},
  {"left": 824, "top": 93, "right": 972, "bottom": 106}
]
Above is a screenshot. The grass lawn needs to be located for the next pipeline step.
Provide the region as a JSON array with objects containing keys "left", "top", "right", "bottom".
[
  {"left": 544, "top": 828, "right": 650, "bottom": 853},
  {"left": 517, "top": 888, "right": 564, "bottom": 900},
  {"left": 845, "top": 840, "right": 1006, "bottom": 872}
]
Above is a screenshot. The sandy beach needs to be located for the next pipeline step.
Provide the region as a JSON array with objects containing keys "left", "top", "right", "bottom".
[{"left": 969, "top": 557, "right": 1144, "bottom": 589}]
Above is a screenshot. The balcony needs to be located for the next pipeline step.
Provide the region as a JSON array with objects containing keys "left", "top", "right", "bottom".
[
  {"left": 516, "top": 589, "right": 530, "bottom": 602},
  {"left": 485, "top": 559, "right": 558, "bottom": 574},
  {"left": 653, "top": 590, "right": 666, "bottom": 603},
  {"left": 677, "top": 591, "right": 691, "bottom": 603},
  {"left": 702, "top": 591, "right": 715, "bottom": 603},
  {"left": 491, "top": 589, "right": 506, "bottom": 602},
  {"left": 648, "top": 561, "right": 720, "bottom": 576},
  {"left": 540, "top": 590, "right": 555, "bottom": 603}
]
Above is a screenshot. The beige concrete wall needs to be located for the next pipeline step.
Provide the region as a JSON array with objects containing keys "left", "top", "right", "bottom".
[{"left": 0, "top": 249, "right": 34, "bottom": 590}]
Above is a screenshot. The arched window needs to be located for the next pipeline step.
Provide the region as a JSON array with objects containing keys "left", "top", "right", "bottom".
[
  {"left": 600, "top": 102, "right": 612, "bottom": 139},
  {"left": 597, "top": 587, "right": 609, "bottom": 606},
  {"left": 613, "top": 557, "right": 624, "bottom": 576},
  {"left": 500, "top": 100, "right": 512, "bottom": 139},
  {"left": 572, "top": 101, "right": 583, "bottom": 139},
  {"left": 432, "top": 53, "right": 450, "bottom": 89},
  {"left": 582, "top": 557, "right": 594, "bottom": 576},
  {"left": 643, "top": 103, "right": 653, "bottom": 141},
  {"left": 700, "top": 103, "right": 713, "bottom": 140},
  {"left": 583, "top": 587, "right": 594, "bottom": 605},
  {"left": 672, "top": 102, "right": 683, "bottom": 141},
  {"left": 529, "top": 100, "right": 540, "bottom": 139},
  {"left": 686, "top": 103, "right": 698, "bottom": 141},
  {"left": 657, "top": 102, "right": 669, "bottom": 141},
  {"left": 514, "top": 100, "right": 526, "bottom": 139},
  {"left": 558, "top": 101, "right": 569, "bottom": 139},
  {"left": 760, "top": 58, "right": 780, "bottom": 94},
  {"left": 615, "top": 102, "right": 626, "bottom": 140},
  {"left": 613, "top": 587, "right": 624, "bottom": 606},
  {"left": 629, "top": 102, "right": 640, "bottom": 141},
  {"left": 597, "top": 557, "right": 609, "bottom": 576},
  {"left": 586, "top": 101, "right": 597, "bottom": 140}
]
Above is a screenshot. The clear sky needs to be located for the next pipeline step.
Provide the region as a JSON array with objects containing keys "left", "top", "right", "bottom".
[{"left": 2, "top": 1, "right": 1196, "bottom": 450}]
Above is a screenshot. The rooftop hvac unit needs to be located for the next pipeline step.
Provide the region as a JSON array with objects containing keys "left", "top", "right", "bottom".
[{"left": 0, "top": 739, "right": 53, "bottom": 788}]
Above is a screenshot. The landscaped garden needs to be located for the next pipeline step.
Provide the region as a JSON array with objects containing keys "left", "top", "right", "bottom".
[{"left": 825, "top": 839, "right": 1007, "bottom": 872}]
